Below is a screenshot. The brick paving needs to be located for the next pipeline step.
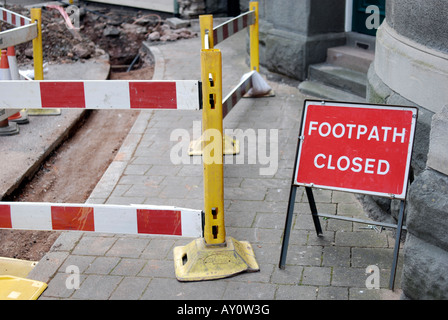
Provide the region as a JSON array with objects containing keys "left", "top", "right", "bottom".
[{"left": 28, "top": 31, "right": 403, "bottom": 300}]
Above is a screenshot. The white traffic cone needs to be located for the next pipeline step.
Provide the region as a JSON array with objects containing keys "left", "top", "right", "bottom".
[
  {"left": 0, "top": 49, "right": 19, "bottom": 135},
  {"left": 7, "top": 47, "right": 29, "bottom": 124}
]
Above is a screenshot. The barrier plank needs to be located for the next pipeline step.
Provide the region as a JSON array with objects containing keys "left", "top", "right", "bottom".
[
  {"left": 0, "top": 202, "right": 203, "bottom": 237},
  {"left": 0, "top": 24, "right": 38, "bottom": 50},
  {"left": 0, "top": 8, "right": 32, "bottom": 27},
  {"left": 213, "top": 10, "right": 255, "bottom": 46},
  {"left": 0, "top": 80, "right": 201, "bottom": 110},
  {"left": 222, "top": 71, "right": 253, "bottom": 118}
]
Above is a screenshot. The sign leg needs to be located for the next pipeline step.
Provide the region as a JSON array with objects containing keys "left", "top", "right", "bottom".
[
  {"left": 389, "top": 200, "right": 405, "bottom": 290},
  {"left": 279, "top": 186, "right": 297, "bottom": 269},
  {"left": 305, "top": 187, "right": 323, "bottom": 237}
]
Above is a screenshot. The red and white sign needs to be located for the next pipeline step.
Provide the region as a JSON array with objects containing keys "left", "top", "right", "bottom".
[{"left": 294, "top": 101, "right": 417, "bottom": 199}]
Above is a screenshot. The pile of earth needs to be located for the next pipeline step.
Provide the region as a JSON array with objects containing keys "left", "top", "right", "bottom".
[{"left": 3, "top": 4, "right": 197, "bottom": 68}]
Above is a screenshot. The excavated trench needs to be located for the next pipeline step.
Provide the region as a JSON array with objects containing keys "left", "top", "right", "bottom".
[{"left": 0, "top": 2, "right": 186, "bottom": 261}]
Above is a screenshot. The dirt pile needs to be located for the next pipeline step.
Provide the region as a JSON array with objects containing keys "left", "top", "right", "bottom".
[{"left": 4, "top": 4, "right": 197, "bottom": 67}]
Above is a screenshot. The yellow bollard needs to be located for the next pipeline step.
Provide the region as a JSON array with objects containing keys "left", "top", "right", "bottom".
[
  {"left": 29, "top": 8, "right": 61, "bottom": 115},
  {"left": 249, "top": 1, "right": 259, "bottom": 72},
  {"left": 201, "top": 49, "right": 225, "bottom": 245},
  {"left": 173, "top": 26, "right": 259, "bottom": 282},
  {"left": 31, "top": 8, "right": 43, "bottom": 81},
  {"left": 200, "top": 14, "right": 214, "bottom": 49},
  {"left": 189, "top": 14, "right": 239, "bottom": 156}
]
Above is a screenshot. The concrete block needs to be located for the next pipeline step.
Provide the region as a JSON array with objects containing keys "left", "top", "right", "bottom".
[
  {"left": 407, "top": 168, "right": 448, "bottom": 251},
  {"left": 402, "top": 233, "right": 448, "bottom": 300},
  {"left": 327, "top": 46, "right": 374, "bottom": 73},
  {"left": 308, "top": 63, "right": 367, "bottom": 97},
  {"left": 165, "top": 17, "right": 190, "bottom": 29}
]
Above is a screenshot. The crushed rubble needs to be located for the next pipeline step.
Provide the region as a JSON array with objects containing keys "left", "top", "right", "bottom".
[{"left": 2, "top": 4, "right": 197, "bottom": 68}]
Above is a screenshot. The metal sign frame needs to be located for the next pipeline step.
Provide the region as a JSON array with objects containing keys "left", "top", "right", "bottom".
[{"left": 279, "top": 100, "right": 418, "bottom": 291}]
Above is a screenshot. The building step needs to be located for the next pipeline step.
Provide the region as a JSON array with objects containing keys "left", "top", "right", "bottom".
[
  {"left": 345, "top": 31, "right": 376, "bottom": 51},
  {"left": 308, "top": 63, "right": 367, "bottom": 98},
  {"left": 298, "top": 81, "right": 366, "bottom": 103},
  {"left": 326, "top": 46, "right": 374, "bottom": 74}
]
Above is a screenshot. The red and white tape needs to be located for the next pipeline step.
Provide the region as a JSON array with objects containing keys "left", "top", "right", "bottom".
[
  {"left": 213, "top": 10, "right": 255, "bottom": 46},
  {"left": 222, "top": 71, "right": 253, "bottom": 118},
  {"left": 0, "top": 8, "right": 32, "bottom": 27},
  {"left": 0, "top": 202, "right": 203, "bottom": 237},
  {"left": 0, "top": 80, "right": 201, "bottom": 110}
]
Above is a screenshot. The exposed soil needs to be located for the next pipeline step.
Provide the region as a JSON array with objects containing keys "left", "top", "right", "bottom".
[
  {"left": 0, "top": 2, "right": 169, "bottom": 262},
  {"left": 0, "top": 108, "right": 142, "bottom": 261}
]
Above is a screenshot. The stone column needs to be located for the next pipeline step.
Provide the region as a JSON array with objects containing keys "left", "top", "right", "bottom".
[
  {"left": 258, "top": 0, "right": 346, "bottom": 80},
  {"left": 367, "top": 0, "right": 448, "bottom": 174},
  {"left": 366, "top": 1, "right": 448, "bottom": 298}
]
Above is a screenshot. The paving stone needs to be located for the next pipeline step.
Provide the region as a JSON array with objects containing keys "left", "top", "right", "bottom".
[
  {"left": 41, "top": 272, "right": 87, "bottom": 299},
  {"left": 222, "top": 281, "right": 277, "bottom": 300},
  {"left": 71, "top": 275, "right": 123, "bottom": 300},
  {"left": 335, "top": 231, "right": 389, "bottom": 248},
  {"left": 106, "top": 237, "right": 151, "bottom": 258},
  {"left": 317, "top": 286, "right": 349, "bottom": 300},
  {"left": 140, "top": 239, "right": 176, "bottom": 260},
  {"left": 111, "top": 258, "right": 147, "bottom": 276},
  {"left": 138, "top": 259, "right": 175, "bottom": 278},
  {"left": 275, "top": 284, "right": 318, "bottom": 300},
  {"left": 331, "top": 267, "right": 368, "bottom": 288},
  {"left": 109, "top": 276, "right": 151, "bottom": 300},
  {"left": 59, "top": 255, "right": 96, "bottom": 274},
  {"left": 301, "top": 266, "right": 332, "bottom": 286},
  {"left": 283, "top": 245, "right": 323, "bottom": 267},
  {"left": 28, "top": 251, "right": 70, "bottom": 283},
  {"left": 85, "top": 256, "right": 120, "bottom": 275},
  {"left": 271, "top": 265, "right": 303, "bottom": 285},
  {"left": 50, "top": 232, "right": 83, "bottom": 252},
  {"left": 322, "top": 246, "right": 351, "bottom": 267},
  {"left": 141, "top": 278, "right": 226, "bottom": 300},
  {"left": 72, "top": 236, "right": 117, "bottom": 256}
]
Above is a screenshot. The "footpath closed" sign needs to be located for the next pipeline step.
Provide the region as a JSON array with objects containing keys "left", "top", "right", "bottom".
[{"left": 293, "top": 101, "right": 417, "bottom": 199}]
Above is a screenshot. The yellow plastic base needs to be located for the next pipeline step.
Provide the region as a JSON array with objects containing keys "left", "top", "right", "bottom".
[
  {"left": 188, "top": 134, "right": 240, "bottom": 156},
  {"left": 27, "top": 108, "right": 61, "bottom": 116},
  {"left": 0, "top": 257, "right": 37, "bottom": 278},
  {"left": 173, "top": 236, "right": 259, "bottom": 282},
  {"left": 0, "top": 276, "right": 47, "bottom": 300}
]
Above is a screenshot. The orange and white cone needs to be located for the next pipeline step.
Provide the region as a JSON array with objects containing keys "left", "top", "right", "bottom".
[
  {"left": 0, "top": 50, "right": 19, "bottom": 135},
  {"left": 6, "top": 47, "right": 29, "bottom": 124}
]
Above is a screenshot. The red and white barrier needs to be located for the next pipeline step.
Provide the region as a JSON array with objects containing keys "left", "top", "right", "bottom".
[
  {"left": 222, "top": 71, "right": 253, "bottom": 118},
  {"left": 0, "top": 80, "right": 201, "bottom": 110},
  {"left": 0, "top": 202, "right": 203, "bottom": 237},
  {"left": 0, "top": 7, "right": 32, "bottom": 28},
  {"left": 213, "top": 10, "right": 255, "bottom": 46}
]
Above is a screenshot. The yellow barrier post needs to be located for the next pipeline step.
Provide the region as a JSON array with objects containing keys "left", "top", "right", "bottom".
[
  {"left": 173, "top": 20, "right": 259, "bottom": 282},
  {"left": 249, "top": 1, "right": 259, "bottom": 72},
  {"left": 31, "top": 8, "right": 43, "bottom": 81},
  {"left": 201, "top": 49, "right": 226, "bottom": 245},
  {"left": 29, "top": 8, "right": 61, "bottom": 116},
  {"left": 200, "top": 14, "right": 214, "bottom": 49},
  {"left": 189, "top": 14, "right": 239, "bottom": 156}
]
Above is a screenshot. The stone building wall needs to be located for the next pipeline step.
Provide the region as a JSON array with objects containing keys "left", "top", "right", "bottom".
[
  {"left": 367, "top": 0, "right": 448, "bottom": 299},
  {"left": 256, "top": 0, "right": 346, "bottom": 80}
]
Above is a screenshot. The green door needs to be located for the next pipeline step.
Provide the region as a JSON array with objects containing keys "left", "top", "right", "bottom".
[{"left": 352, "top": 0, "right": 386, "bottom": 36}]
